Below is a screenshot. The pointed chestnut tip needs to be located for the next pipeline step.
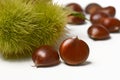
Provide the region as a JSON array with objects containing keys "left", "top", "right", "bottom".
[
  {"left": 72, "top": 36, "right": 80, "bottom": 41},
  {"left": 75, "top": 36, "right": 79, "bottom": 39},
  {"left": 73, "top": 36, "right": 79, "bottom": 39}
]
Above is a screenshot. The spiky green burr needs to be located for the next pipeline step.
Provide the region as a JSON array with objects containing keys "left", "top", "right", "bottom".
[
  {"left": 23, "top": 0, "right": 52, "bottom": 4},
  {"left": 0, "top": 0, "right": 67, "bottom": 59}
]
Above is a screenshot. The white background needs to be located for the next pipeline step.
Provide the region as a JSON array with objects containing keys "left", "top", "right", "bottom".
[{"left": 0, "top": 0, "right": 120, "bottom": 80}]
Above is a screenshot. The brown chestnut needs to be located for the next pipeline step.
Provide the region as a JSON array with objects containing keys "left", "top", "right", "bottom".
[
  {"left": 88, "top": 24, "right": 110, "bottom": 40},
  {"left": 97, "top": 6, "right": 116, "bottom": 17},
  {"left": 67, "top": 14, "right": 85, "bottom": 24},
  {"left": 59, "top": 37, "right": 89, "bottom": 65},
  {"left": 100, "top": 17, "right": 120, "bottom": 32},
  {"left": 90, "top": 12, "right": 109, "bottom": 24},
  {"left": 32, "top": 45, "right": 60, "bottom": 67},
  {"left": 66, "top": 3, "right": 83, "bottom": 12},
  {"left": 85, "top": 3, "right": 102, "bottom": 14}
]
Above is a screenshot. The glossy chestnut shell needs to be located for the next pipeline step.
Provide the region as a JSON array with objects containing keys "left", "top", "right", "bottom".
[
  {"left": 88, "top": 24, "right": 110, "bottom": 40},
  {"left": 32, "top": 45, "right": 60, "bottom": 67},
  {"left": 100, "top": 17, "right": 120, "bottom": 32},
  {"left": 97, "top": 6, "right": 116, "bottom": 17},
  {"left": 90, "top": 12, "right": 109, "bottom": 24},
  {"left": 59, "top": 37, "right": 89, "bottom": 65},
  {"left": 85, "top": 3, "right": 102, "bottom": 14},
  {"left": 66, "top": 3, "right": 83, "bottom": 12},
  {"left": 67, "top": 14, "right": 85, "bottom": 24}
]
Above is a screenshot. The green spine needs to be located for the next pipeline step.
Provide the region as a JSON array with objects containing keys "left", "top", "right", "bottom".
[{"left": 0, "top": 0, "right": 67, "bottom": 59}]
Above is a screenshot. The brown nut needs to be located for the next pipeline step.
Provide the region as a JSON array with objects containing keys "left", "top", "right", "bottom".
[
  {"left": 97, "top": 6, "right": 116, "bottom": 17},
  {"left": 59, "top": 37, "right": 89, "bottom": 65},
  {"left": 88, "top": 24, "right": 110, "bottom": 40},
  {"left": 67, "top": 14, "right": 85, "bottom": 24},
  {"left": 66, "top": 3, "right": 83, "bottom": 12},
  {"left": 100, "top": 17, "right": 120, "bottom": 32},
  {"left": 85, "top": 3, "right": 102, "bottom": 14},
  {"left": 32, "top": 45, "right": 60, "bottom": 67},
  {"left": 90, "top": 12, "right": 109, "bottom": 24}
]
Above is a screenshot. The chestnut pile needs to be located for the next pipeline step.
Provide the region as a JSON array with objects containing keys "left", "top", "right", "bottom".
[
  {"left": 86, "top": 3, "right": 120, "bottom": 40},
  {"left": 66, "top": 2, "right": 120, "bottom": 40}
]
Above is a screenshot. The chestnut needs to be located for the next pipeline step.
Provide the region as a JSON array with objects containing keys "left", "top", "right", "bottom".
[
  {"left": 66, "top": 3, "right": 83, "bottom": 12},
  {"left": 85, "top": 3, "right": 102, "bottom": 14},
  {"left": 97, "top": 6, "right": 116, "bottom": 17},
  {"left": 88, "top": 24, "right": 110, "bottom": 40},
  {"left": 32, "top": 45, "right": 60, "bottom": 67},
  {"left": 90, "top": 12, "right": 109, "bottom": 24},
  {"left": 59, "top": 37, "right": 89, "bottom": 65},
  {"left": 67, "top": 14, "right": 85, "bottom": 24},
  {"left": 100, "top": 17, "right": 120, "bottom": 32}
]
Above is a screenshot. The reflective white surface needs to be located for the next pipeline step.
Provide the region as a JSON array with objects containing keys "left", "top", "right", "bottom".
[{"left": 0, "top": 0, "right": 120, "bottom": 80}]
